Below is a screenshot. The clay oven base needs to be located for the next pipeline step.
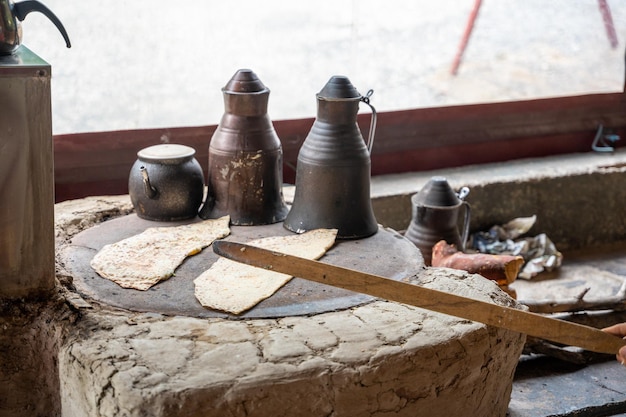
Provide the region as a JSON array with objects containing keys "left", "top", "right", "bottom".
[{"left": 55, "top": 196, "right": 526, "bottom": 417}]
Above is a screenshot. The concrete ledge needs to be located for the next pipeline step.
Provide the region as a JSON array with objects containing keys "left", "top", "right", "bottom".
[{"left": 370, "top": 148, "right": 626, "bottom": 250}]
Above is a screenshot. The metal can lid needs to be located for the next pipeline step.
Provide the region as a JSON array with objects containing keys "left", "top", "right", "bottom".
[
  {"left": 412, "top": 176, "right": 463, "bottom": 208},
  {"left": 137, "top": 144, "right": 196, "bottom": 161},
  {"left": 223, "top": 69, "right": 269, "bottom": 94},
  {"left": 317, "top": 75, "right": 361, "bottom": 100}
]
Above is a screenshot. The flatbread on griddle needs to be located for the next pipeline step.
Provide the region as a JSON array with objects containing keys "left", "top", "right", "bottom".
[
  {"left": 91, "top": 216, "right": 230, "bottom": 290},
  {"left": 194, "top": 229, "right": 337, "bottom": 314}
]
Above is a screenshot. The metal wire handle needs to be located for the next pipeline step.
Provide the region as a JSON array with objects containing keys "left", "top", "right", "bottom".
[{"left": 360, "top": 89, "right": 377, "bottom": 154}]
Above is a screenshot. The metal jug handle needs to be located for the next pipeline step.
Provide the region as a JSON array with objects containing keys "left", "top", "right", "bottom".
[
  {"left": 360, "top": 89, "right": 377, "bottom": 154},
  {"left": 459, "top": 201, "right": 471, "bottom": 251},
  {"left": 456, "top": 186, "right": 471, "bottom": 251}
]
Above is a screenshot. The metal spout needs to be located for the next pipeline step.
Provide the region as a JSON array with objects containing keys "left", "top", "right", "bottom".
[
  {"left": 140, "top": 166, "right": 158, "bottom": 199},
  {"left": 13, "top": 0, "right": 71, "bottom": 48}
]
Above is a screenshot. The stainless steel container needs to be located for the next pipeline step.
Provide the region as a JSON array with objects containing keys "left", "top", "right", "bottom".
[{"left": 0, "top": 47, "right": 54, "bottom": 297}]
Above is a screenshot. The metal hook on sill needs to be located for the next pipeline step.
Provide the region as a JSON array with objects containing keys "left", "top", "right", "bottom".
[{"left": 592, "top": 124, "right": 620, "bottom": 152}]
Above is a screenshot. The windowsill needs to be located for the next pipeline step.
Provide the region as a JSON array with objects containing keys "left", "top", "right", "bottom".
[{"left": 53, "top": 92, "right": 626, "bottom": 203}]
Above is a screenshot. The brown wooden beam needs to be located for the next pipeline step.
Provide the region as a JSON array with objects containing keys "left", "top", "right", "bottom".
[
  {"left": 363, "top": 93, "right": 626, "bottom": 152},
  {"left": 54, "top": 93, "right": 626, "bottom": 202}
]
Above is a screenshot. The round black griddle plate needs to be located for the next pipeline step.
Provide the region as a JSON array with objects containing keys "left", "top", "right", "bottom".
[{"left": 63, "top": 215, "right": 424, "bottom": 319}]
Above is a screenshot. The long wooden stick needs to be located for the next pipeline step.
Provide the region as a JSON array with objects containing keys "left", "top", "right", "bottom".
[{"left": 212, "top": 241, "right": 626, "bottom": 355}]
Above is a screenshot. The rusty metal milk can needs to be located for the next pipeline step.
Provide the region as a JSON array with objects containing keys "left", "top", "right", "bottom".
[
  {"left": 284, "top": 75, "right": 378, "bottom": 239},
  {"left": 198, "top": 69, "right": 288, "bottom": 225}
]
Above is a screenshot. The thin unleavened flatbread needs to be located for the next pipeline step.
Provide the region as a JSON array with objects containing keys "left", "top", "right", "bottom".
[
  {"left": 91, "top": 216, "right": 231, "bottom": 291},
  {"left": 194, "top": 229, "right": 337, "bottom": 314}
]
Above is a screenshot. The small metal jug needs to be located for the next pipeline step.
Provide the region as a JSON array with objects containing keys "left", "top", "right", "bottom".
[
  {"left": 283, "top": 75, "right": 378, "bottom": 239},
  {"left": 404, "top": 176, "right": 471, "bottom": 265},
  {"left": 198, "top": 69, "right": 288, "bottom": 225},
  {"left": 128, "top": 144, "right": 205, "bottom": 221}
]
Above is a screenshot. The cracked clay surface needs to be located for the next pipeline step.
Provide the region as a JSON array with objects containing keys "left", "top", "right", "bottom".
[{"left": 55, "top": 196, "right": 526, "bottom": 417}]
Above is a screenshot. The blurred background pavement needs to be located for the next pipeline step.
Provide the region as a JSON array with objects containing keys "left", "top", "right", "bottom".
[{"left": 19, "top": 0, "right": 626, "bottom": 135}]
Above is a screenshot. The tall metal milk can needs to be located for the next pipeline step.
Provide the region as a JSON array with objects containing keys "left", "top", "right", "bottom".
[
  {"left": 199, "top": 69, "right": 288, "bottom": 225},
  {"left": 284, "top": 75, "right": 378, "bottom": 239}
]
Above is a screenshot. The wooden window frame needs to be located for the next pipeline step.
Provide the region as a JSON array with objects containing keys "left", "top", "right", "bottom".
[{"left": 54, "top": 91, "right": 626, "bottom": 202}]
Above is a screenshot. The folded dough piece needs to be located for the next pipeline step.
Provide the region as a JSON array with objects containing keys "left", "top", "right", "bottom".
[
  {"left": 194, "top": 229, "right": 337, "bottom": 314},
  {"left": 91, "top": 216, "right": 230, "bottom": 290}
]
